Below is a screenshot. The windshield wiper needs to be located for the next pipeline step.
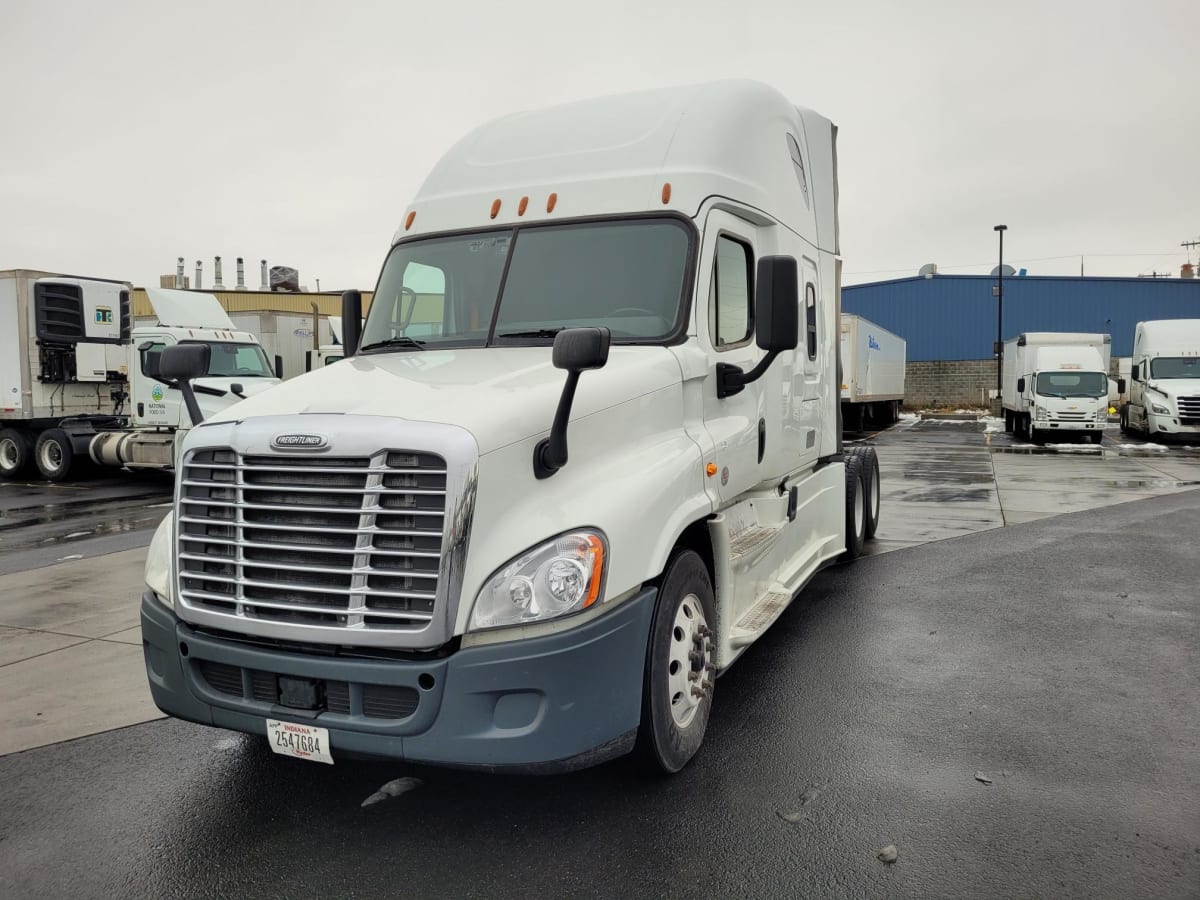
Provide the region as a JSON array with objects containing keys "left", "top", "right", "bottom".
[
  {"left": 360, "top": 336, "right": 427, "bottom": 352},
  {"left": 497, "top": 328, "right": 564, "bottom": 339}
]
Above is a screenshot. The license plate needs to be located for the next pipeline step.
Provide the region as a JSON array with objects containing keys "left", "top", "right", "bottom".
[{"left": 266, "top": 719, "right": 334, "bottom": 765}]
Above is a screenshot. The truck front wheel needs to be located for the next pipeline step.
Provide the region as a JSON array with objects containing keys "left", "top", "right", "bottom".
[
  {"left": 637, "top": 549, "right": 716, "bottom": 774},
  {"left": 34, "top": 429, "right": 76, "bottom": 482},
  {"left": 0, "top": 428, "right": 32, "bottom": 479}
]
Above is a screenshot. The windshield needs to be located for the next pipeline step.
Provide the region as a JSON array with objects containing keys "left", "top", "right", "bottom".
[
  {"left": 185, "top": 341, "right": 275, "bottom": 378},
  {"left": 360, "top": 219, "right": 692, "bottom": 352},
  {"left": 1034, "top": 371, "right": 1108, "bottom": 398},
  {"left": 1150, "top": 357, "right": 1200, "bottom": 379}
]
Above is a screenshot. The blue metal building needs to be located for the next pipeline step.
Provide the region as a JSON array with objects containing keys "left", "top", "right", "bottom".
[{"left": 842, "top": 275, "right": 1200, "bottom": 361}]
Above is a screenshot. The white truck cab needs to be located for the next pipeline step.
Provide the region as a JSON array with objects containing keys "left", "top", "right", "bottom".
[
  {"left": 0, "top": 274, "right": 280, "bottom": 480},
  {"left": 141, "top": 81, "right": 881, "bottom": 774},
  {"left": 1002, "top": 333, "right": 1116, "bottom": 444},
  {"left": 1121, "top": 319, "right": 1200, "bottom": 441}
]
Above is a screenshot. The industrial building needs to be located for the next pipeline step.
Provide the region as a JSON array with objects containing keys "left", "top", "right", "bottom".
[{"left": 842, "top": 274, "right": 1200, "bottom": 408}]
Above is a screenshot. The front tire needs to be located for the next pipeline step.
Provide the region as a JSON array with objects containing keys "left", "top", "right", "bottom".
[
  {"left": 0, "top": 428, "right": 32, "bottom": 479},
  {"left": 34, "top": 428, "right": 76, "bottom": 482},
  {"left": 637, "top": 549, "right": 716, "bottom": 774}
]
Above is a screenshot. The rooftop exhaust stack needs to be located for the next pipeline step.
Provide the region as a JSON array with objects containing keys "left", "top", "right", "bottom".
[
  {"left": 260, "top": 259, "right": 269, "bottom": 291},
  {"left": 235, "top": 257, "right": 246, "bottom": 290},
  {"left": 195, "top": 260, "right": 203, "bottom": 290},
  {"left": 176, "top": 257, "right": 185, "bottom": 289},
  {"left": 213, "top": 256, "right": 225, "bottom": 290}
]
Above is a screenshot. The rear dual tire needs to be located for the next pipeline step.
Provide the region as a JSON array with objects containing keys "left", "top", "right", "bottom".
[{"left": 0, "top": 428, "right": 32, "bottom": 479}]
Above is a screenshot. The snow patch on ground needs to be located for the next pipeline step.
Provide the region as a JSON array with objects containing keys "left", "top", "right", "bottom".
[
  {"left": 1118, "top": 443, "right": 1169, "bottom": 451},
  {"left": 1044, "top": 444, "right": 1103, "bottom": 453}
]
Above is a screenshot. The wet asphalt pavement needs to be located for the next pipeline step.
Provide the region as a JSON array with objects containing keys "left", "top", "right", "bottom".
[
  {"left": 2, "top": 488, "right": 1197, "bottom": 899},
  {"left": 0, "top": 470, "right": 172, "bottom": 573}
]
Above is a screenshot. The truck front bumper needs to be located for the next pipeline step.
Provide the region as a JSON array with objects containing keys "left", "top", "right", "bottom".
[
  {"left": 1147, "top": 413, "right": 1200, "bottom": 438},
  {"left": 140, "top": 588, "right": 655, "bottom": 773},
  {"left": 1035, "top": 420, "right": 1104, "bottom": 433}
]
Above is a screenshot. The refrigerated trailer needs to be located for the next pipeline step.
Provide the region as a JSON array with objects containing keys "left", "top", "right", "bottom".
[
  {"left": 0, "top": 271, "right": 280, "bottom": 480},
  {"left": 839, "top": 313, "right": 905, "bottom": 429},
  {"left": 141, "top": 80, "right": 883, "bottom": 775}
]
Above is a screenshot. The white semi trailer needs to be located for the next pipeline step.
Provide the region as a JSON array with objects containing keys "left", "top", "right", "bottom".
[
  {"left": 0, "top": 271, "right": 280, "bottom": 481},
  {"left": 839, "top": 313, "right": 905, "bottom": 430},
  {"left": 141, "top": 81, "right": 882, "bottom": 774},
  {"left": 1002, "top": 332, "right": 1117, "bottom": 444},
  {"left": 1121, "top": 318, "right": 1200, "bottom": 442}
]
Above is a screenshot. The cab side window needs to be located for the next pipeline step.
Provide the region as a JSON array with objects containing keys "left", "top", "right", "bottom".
[
  {"left": 708, "top": 236, "right": 753, "bottom": 350},
  {"left": 140, "top": 342, "right": 166, "bottom": 378}
]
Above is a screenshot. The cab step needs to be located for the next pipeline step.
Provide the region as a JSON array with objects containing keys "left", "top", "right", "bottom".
[{"left": 730, "top": 589, "right": 792, "bottom": 647}]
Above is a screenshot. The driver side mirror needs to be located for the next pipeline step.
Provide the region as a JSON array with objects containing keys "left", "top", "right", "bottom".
[
  {"left": 718, "top": 256, "right": 798, "bottom": 399},
  {"left": 1117, "top": 378, "right": 1127, "bottom": 394},
  {"left": 159, "top": 343, "right": 211, "bottom": 426},
  {"left": 1016, "top": 377, "right": 1026, "bottom": 393},
  {"left": 755, "top": 256, "right": 800, "bottom": 353},
  {"left": 1131, "top": 364, "right": 1139, "bottom": 381},
  {"left": 341, "top": 290, "right": 363, "bottom": 358}
]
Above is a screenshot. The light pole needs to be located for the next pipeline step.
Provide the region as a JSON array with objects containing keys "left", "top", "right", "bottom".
[{"left": 994, "top": 224, "right": 1007, "bottom": 402}]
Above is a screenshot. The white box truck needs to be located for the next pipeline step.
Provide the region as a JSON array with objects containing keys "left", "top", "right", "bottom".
[
  {"left": 140, "top": 80, "right": 882, "bottom": 774},
  {"left": 1120, "top": 318, "right": 1200, "bottom": 441},
  {"left": 0, "top": 272, "right": 280, "bottom": 481},
  {"left": 1002, "top": 332, "right": 1117, "bottom": 444},
  {"left": 840, "top": 313, "right": 905, "bottom": 430}
]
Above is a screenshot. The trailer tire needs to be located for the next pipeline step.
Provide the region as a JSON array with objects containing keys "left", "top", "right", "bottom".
[
  {"left": 842, "top": 454, "right": 867, "bottom": 560},
  {"left": 34, "top": 429, "right": 76, "bottom": 482},
  {"left": 637, "top": 549, "right": 716, "bottom": 774},
  {"left": 0, "top": 428, "right": 32, "bottom": 479}
]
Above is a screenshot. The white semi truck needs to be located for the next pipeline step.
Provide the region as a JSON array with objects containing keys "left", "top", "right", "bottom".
[
  {"left": 1120, "top": 318, "right": 1200, "bottom": 441},
  {"left": 140, "top": 81, "right": 882, "bottom": 774},
  {"left": 0, "top": 271, "right": 280, "bottom": 481},
  {"left": 1002, "top": 332, "right": 1118, "bottom": 444},
  {"left": 839, "top": 313, "right": 905, "bottom": 430}
]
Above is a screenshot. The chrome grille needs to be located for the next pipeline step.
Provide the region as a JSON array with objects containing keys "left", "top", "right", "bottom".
[
  {"left": 1177, "top": 395, "right": 1200, "bottom": 424},
  {"left": 1050, "top": 411, "right": 1088, "bottom": 421},
  {"left": 178, "top": 448, "right": 447, "bottom": 634}
]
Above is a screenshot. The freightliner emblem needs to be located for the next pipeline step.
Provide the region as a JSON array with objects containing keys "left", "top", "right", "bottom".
[{"left": 273, "top": 433, "right": 329, "bottom": 449}]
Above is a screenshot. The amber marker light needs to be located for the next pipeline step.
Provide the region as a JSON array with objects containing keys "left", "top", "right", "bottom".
[
  {"left": 518, "top": 196, "right": 529, "bottom": 216},
  {"left": 583, "top": 534, "right": 605, "bottom": 607},
  {"left": 546, "top": 192, "right": 558, "bottom": 213},
  {"left": 490, "top": 199, "right": 502, "bottom": 219},
  {"left": 706, "top": 462, "right": 718, "bottom": 477},
  {"left": 404, "top": 211, "right": 416, "bottom": 230},
  {"left": 661, "top": 182, "right": 672, "bottom": 204}
]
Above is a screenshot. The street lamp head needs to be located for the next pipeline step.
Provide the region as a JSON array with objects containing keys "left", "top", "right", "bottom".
[{"left": 994, "top": 224, "right": 1008, "bottom": 232}]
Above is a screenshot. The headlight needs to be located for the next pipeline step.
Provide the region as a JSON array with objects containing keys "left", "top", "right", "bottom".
[
  {"left": 1151, "top": 402, "right": 1170, "bottom": 415},
  {"left": 469, "top": 531, "right": 606, "bottom": 631},
  {"left": 1035, "top": 406, "right": 1048, "bottom": 421},
  {"left": 144, "top": 511, "right": 174, "bottom": 608}
]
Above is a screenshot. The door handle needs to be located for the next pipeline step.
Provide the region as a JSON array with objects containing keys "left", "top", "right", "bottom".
[{"left": 757, "top": 418, "right": 766, "bottom": 463}]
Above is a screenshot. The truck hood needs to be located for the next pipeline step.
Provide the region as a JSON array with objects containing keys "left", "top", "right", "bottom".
[
  {"left": 194, "top": 377, "right": 282, "bottom": 420},
  {"left": 1150, "top": 379, "right": 1200, "bottom": 400},
  {"left": 204, "top": 347, "right": 684, "bottom": 454}
]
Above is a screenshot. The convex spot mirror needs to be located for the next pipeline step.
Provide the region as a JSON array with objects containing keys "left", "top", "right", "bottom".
[{"left": 159, "top": 343, "right": 210, "bottom": 382}]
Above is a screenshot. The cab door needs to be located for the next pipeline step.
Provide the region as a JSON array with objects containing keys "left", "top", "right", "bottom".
[
  {"left": 132, "top": 335, "right": 177, "bottom": 427},
  {"left": 698, "top": 210, "right": 768, "bottom": 504}
]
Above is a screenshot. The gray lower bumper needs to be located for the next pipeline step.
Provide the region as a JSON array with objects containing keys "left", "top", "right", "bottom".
[{"left": 140, "top": 589, "right": 655, "bottom": 773}]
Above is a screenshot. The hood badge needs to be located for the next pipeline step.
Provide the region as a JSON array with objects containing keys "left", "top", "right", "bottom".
[{"left": 273, "top": 433, "right": 329, "bottom": 450}]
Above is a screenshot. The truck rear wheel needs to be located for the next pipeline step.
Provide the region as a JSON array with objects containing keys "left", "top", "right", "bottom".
[
  {"left": 0, "top": 428, "right": 32, "bottom": 479},
  {"left": 846, "top": 446, "right": 880, "bottom": 539},
  {"left": 637, "top": 549, "right": 716, "bottom": 774},
  {"left": 842, "top": 454, "right": 867, "bottom": 560},
  {"left": 34, "top": 428, "right": 76, "bottom": 482}
]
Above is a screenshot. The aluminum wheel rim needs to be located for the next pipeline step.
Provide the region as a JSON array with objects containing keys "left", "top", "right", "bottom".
[
  {"left": 0, "top": 438, "right": 18, "bottom": 471},
  {"left": 854, "top": 472, "right": 865, "bottom": 538},
  {"left": 867, "top": 464, "right": 879, "bottom": 523},
  {"left": 40, "top": 440, "right": 62, "bottom": 472},
  {"left": 668, "top": 593, "right": 712, "bottom": 729}
]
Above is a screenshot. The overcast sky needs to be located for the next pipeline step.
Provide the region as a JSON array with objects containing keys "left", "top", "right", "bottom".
[{"left": 2, "top": 0, "right": 1196, "bottom": 290}]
